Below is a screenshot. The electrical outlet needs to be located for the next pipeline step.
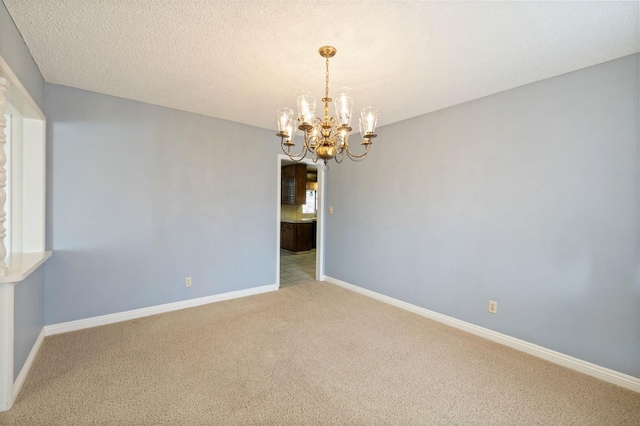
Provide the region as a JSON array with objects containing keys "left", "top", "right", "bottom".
[
  {"left": 185, "top": 277, "right": 192, "bottom": 287},
  {"left": 328, "top": 206, "right": 334, "bottom": 214},
  {"left": 488, "top": 300, "right": 497, "bottom": 314}
]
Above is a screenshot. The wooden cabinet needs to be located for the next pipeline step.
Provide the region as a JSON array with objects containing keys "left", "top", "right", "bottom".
[
  {"left": 280, "top": 222, "right": 295, "bottom": 251},
  {"left": 296, "top": 222, "right": 313, "bottom": 251},
  {"left": 281, "top": 164, "right": 307, "bottom": 205},
  {"left": 281, "top": 221, "right": 314, "bottom": 252}
]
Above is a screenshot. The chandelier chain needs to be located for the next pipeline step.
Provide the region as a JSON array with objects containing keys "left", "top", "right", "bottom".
[{"left": 325, "top": 57, "right": 330, "bottom": 100}]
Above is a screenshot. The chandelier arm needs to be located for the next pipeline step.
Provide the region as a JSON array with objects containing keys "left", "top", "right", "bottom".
[
  {"left": 346, "top": 152, "right": 369, "bottom": 162},
  {"left": 335, "top": 150, "right": 344, "bottom": 163},
  {"left": 281, "top": 138, "right": 308, "bottom": 161},
  {"left": 345, "top": 142, "right": 371, "bottom": 161},
  {"left": 304, "top": 130, "right": 318, "bottom": 153}
]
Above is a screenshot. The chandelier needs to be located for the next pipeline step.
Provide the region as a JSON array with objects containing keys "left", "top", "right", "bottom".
[{"left": 277, "top": 46, "right": 378, "bottom": 170}]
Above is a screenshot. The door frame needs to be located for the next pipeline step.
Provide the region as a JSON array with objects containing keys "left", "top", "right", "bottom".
[{"left": 276, "top": 154, "right": 325, "bottom": 287}]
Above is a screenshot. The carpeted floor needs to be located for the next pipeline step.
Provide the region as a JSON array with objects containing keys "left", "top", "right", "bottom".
[{"left": 1, "top": 282, "right": 639, "bottom": 425}]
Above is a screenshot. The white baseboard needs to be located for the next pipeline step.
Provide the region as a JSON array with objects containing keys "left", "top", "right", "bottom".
[
  {"left": 13, "top": 328, "right": 45, "bottom": 399},
  {"left": 323, "top": 276, "right": 640, "bottom": 393},
  {"left": 45, "top": 283, "right": 279, "bottom": 336}
]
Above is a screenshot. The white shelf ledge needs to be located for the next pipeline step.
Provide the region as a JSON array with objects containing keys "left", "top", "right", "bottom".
[{"left": 0, "top": 251, "right": 51, "bottom": 284}]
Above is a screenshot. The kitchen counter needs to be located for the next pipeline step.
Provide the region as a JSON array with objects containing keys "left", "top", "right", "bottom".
[{"left": 281, "top": 218, "right": 316, "bottom": 224}]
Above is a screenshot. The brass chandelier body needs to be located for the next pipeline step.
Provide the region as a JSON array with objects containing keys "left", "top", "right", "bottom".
[{"left": 277, "top": 46, "right": 379, "bottom": 170}]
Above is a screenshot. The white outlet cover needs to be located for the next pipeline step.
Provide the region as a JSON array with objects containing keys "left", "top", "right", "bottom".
[{"left": 488, "top": 300, "right": 497, "bottom": 314}]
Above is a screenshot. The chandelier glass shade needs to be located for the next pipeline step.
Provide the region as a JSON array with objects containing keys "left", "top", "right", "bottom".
[{"left": 277, "top": 46, "right": 378, "bottom": 170}]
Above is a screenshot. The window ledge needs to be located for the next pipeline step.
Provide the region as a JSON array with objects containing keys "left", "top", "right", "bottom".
[{"left": 0, "top": 251, "right": 52, "bottom": 284}]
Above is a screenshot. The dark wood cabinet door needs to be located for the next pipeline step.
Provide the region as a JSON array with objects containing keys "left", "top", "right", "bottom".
[
  {"left": 281, "top": 165, "right": 307, "bottom": 205},
  {"left": 281, "top": 223, "right": 295, "bottom": 251},
  {"left": 281, "top": 178, "right": 295, "bottom": 205},
  {"left": 295, "top": 223, "right": 313, "bottom": 252},
  {"left": 281, "top": 222, "right": 314, "bottom": 252},
  {"left": 294, "top": 165, "right": 307, "bottom": 205},
  {"left": 281, "top": 166, "right": 295, "bottom": 179}
]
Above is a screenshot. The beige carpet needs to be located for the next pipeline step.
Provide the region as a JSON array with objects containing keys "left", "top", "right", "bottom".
[{"left": 1, "top": 282, "right": 639, "bottom": 425}]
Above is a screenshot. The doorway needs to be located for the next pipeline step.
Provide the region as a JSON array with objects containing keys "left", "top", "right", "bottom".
[{"left": 276, "top": 154, "right": 325, "bottom": 288}]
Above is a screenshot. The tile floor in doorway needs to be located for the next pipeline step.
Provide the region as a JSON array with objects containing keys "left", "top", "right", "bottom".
[{"left": 280, "top": 249, "right": 316, "bottom": 288}]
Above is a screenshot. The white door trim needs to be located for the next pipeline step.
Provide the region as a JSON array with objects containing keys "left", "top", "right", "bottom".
[{"left": 276, "top": 155, "right": 325, "bottom": 287}]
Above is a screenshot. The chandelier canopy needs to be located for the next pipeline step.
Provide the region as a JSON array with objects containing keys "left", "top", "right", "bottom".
[{"left": 277, "top": 46, "right": 378, "bottom": 170}]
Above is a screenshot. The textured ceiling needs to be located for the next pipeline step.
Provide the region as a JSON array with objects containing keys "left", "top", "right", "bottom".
[{"left": 3, "top": 1, "right": 639, "bottom": 130}]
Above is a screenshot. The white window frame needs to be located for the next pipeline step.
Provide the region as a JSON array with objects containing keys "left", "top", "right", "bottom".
[{"left": 0, "top": 55, "right": 50, "bottom": 413}]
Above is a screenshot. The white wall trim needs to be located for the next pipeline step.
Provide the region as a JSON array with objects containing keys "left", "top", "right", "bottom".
[
  {"left": 0, "top": 53, "right": 48, "bottom": 413},
  {"left": 0, "top": 251, "right": 51, "bottom": 284},
  {"left": 0, "top": 283, "right": 14, "bottom": 411},
  {"left": 0, "top": 55, "right": 45, "bottom": 120},
  {"left": 13, "top": 328, "right": 44, "bottom": 400},
  {"left": 323, "top": 276, "right": 640, "bottom": 394},
  {"left": 45, "top": 283, "right": 279, "bottom": 336},
  {"left": 315, "top": 160, "right": 326, "bottom": 279},
  {"left": 275, "top": 156, "right": 281, "bottom": 287}
]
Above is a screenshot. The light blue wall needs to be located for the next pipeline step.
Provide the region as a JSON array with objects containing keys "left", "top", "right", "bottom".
[
  {"left": 0, "top": 1, "right": 44, "bottom": 111},
  {"left": 325, "top": 54, "right": 640, "bottom": 378},
  {"left": 13, "top": 265, "right": 44, "bottom": 380},
  {"left": 44, "top": 84, "right": 281, "bottom": 325}
]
